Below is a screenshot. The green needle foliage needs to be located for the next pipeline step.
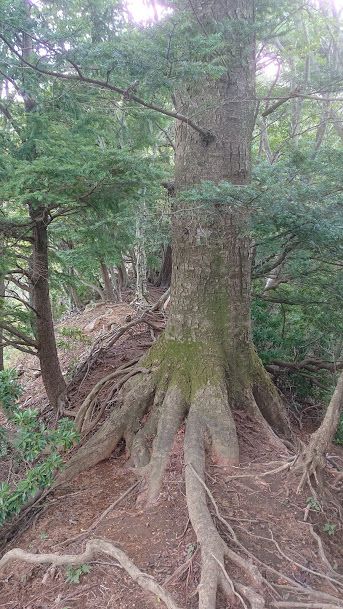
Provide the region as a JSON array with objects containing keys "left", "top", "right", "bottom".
[{"left": 0, "top": 0, "right": 342, "bottom": 477}]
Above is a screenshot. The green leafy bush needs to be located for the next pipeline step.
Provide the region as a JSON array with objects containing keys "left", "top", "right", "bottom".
[
  {"left": 0, "top": 370, "right": 79, "bottom": 526},
  {"left": 0, "top": 368, "right": 22, "bottom": 416}
]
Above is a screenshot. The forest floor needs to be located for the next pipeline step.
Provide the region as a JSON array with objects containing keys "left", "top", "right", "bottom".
[{"left": 1, "top": 290, "right": 343, "bottom": 609}]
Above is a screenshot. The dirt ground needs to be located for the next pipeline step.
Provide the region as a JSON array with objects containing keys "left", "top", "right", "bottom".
[{"left": 1, "top": 294, "right": 343, "bottom": 609}]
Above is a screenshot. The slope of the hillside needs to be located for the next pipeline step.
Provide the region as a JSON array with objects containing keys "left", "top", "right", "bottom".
[{"left": 1, "top": 293, "right": 343, "bottom": 609}]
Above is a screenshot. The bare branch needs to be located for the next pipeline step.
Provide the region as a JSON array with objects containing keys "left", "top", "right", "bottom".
[
  {"left": 0, "top": 101, "right": 22, "bottom": 136},
  {"left": 2, "top": 290, "right": 37, "bottom": 314},
  {"left": 266, "top": 358, "right": 343, "bottom": 373},
  {"left": 0, "top": 321, "right": 38, "bottom": 348},
  {"left": 253, "top": 239, "right": 298, "bottom": 278},
  {"left": 0, "top": 339, "right": 37, "bottom": 356},
  {"left": 6, "top": 275, "right": 31, "bottom": 293}
]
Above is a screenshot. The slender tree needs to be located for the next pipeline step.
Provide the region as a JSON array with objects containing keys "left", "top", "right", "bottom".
[{"left": 295, "top": 371, "right": 343, "bottom": 491}]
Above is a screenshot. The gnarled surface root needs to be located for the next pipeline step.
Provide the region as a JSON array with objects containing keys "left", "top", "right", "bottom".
[
  {"left": 0, "top": 539, "right": 182, "bottom": 609},
  {"left": 293, "top": 372, "right": 343, "bottom": 493},
  {"left": 184, "top": 402, "right": 265, "bottom": 609},
  {"left": 56, "top": 373, "right": 156, "bottom": 485},
  {"left": 252, "top": 355, "right": 291, "bottom": 439},
  {"left": 192, "top": 383, "right": 239, "bottom": 466},
  {"left": 52, "top": 338, "right": 296, "bottom": 608},
  {"left": 146, "top": 385, "right": 187, "bottom": 504}
]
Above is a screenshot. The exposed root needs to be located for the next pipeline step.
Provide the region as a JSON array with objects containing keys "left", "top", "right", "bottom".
[
  {"left": 266, "top": 529, "right": 343, "bottom": 590},
  {"left": 130, "top": 384, "right": 167, "bottom": 467},
  {"left": 292, "top": 440, "right": 325, "bottom": 494},
  {"left": 252, "top": 357, "right": 291, "bottom": 439},
  {"left": 56, "top": 373, "right": 156, "bottom": 485},
  {"left": 74, "top": 363, "right": 144, "bottom": 433},
  {"left": 146, "top": 385, "right": 187, "bottom": 504},
  {"left": 271, "top": 603, "right": 342, "bottom": 609},
  {"left": 192, "top": 383, "right": 239, "bottom": 466},
  {"left": 293, "top": 372, "right": 343, "bottom": 493},
  {"left": 0, "top": 539, "right": 182, "bottom": 609},
  {"left": 151, "top": 287, "right": 171, "bottom": 312},
  {"left": 308, "top": 525, "right": 338, "bottom": 574},
  {"left": 184, "top": 405, "right": 264, "bottom": 609},
  {"left": 69, "top": 309, "right": 165, "bottom": 391},
  {"left": 50, "top": 336, "right": 335, "bottom": 609}
]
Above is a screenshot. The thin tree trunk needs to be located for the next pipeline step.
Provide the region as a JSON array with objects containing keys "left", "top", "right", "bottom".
[
  {"left": 110, "top": 266, "right": 122, "bottom": 301},
  {"left": 99, "top": 261, "right": 117, "bottom": 303},
  {"left": 118, "top": 261, "right": 128, "bottom": 291},
  {"left": 0, "top": 274, "right": 4, "bottom": 371},
  {"left": 69, "top": 284, "right": 83, "bottom": 311},
  {"left": 134, "top": 201, "right": 149, "bottom": 305},
  {"left": 295, "top": 372, "right": 343, "bottom": 490},
  {"left": 157, "top": 244, "right": 172, "bottom": 288},
  {"left": 29, "top": 205, "right": 67, "bottom": 412},
  {"left": 312, "top": 372, "right": 343, "bottom": 453}
]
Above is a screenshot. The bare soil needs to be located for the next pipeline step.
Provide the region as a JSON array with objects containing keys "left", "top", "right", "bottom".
[{"left": 1, "top": 294, "right": 342, "bottom": 609}]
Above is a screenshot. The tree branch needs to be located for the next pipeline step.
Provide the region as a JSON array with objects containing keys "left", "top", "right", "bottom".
[
  {"left": 0, "top": 219, "right": 33, "bottom": 240},
  {"left": 253, "top": 239, "right": 298, "bottom": 278},
  {"left": 2, "top": 290, "right": 37, "bottom": 314},
  {"left": 266, "top": 358, "right": 343, "bottom": 374},
  {"left": 6, "top": 275, "right": 31, "bottom": 293},
  {"left": 0, "top": 101, "right": 22, "bottom": 137},
  {"left": 0, "top": 321, "right": 38, "bottom": 348},
  {"left": 0, "top": 339, "right": 37, "bottom": 356},
  {"left": 0, "top": 33, "right": 213, "bottom": 143}
]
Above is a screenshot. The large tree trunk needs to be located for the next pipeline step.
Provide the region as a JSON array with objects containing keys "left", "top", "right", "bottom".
[
  {"left": 63, "top": 0, "right": 288, "bottom": 492},
  {"left": 163, "top": 0, "right": 287, "bottom": 436},
  {"left": 61, "top": 3, "right": 289, "bottom": 605},
  {"left": 29, "top": 205, "right": 67, "bottom": 412}
]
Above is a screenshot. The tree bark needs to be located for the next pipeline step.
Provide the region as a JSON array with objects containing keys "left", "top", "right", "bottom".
[
  {"left": 163, "top": 0, "right": 288, "bottom": 433},
  {"left": 294, "top": 372, "right": 343, "bottom": 490},
  {"left": 0, "top": 274, "right": 4, "bottom": 371},
  {"left": 62, "top": 0, "right": 289, "bottom": 486},
  {"left": 117, "top": 261, "right": 128, "bottom": 291},
  {"left": 69, "top": 282, "right": 83, "bottom": 311},
  {"left": 100, "top": 260, "right": 117, "bottom": 302},
  {"left": 29, "top": 205, "right": 67, "bottom": 412},
  {"left": 311, "top": 372, "right": 343, "bottom": 456},
  {"left": 134, "top": 202, "right": 149, "bottom": 305},
  {"left": 157, "top": 244, "right": 172, "bottom": 288}
]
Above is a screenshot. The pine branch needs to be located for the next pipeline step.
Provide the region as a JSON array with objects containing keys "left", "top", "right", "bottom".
[
  {"left": 0, "top": 33, "right": 213, "bottom": 143},
  {"left": 0, "top": 101, "right": 22, "bottom": 137}
]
